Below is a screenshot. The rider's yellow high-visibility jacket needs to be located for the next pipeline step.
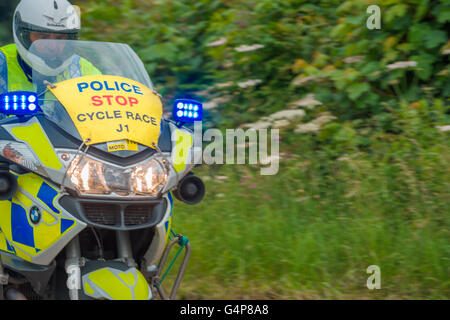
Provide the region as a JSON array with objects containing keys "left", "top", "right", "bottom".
[{"left": 0, "top": 43, "right": 100, "bottom": 94}]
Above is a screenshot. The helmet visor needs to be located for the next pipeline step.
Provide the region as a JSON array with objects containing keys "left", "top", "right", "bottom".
[
  {"left": 28, "top": 39, "right": 75, "bottom": 71},
  {"left": 29, "top": 30, "right": 78, "bottom": 41},
  {"left": 14, "top": 13, "right": 79, "bottom": 51}
]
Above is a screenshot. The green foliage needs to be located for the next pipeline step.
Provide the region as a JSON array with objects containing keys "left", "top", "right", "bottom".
[
  {"left": 0, "top": 0, "right": 20, "bottom": 46},
  {"left": 79, "top": 0, "right": 449, "bottom": 134},
  {"left": 76, "top": 0, "right": 449, "bottom": 299}
]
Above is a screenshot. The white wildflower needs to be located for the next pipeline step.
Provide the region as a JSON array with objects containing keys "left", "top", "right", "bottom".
[
  {"left": 436, "top": 125, "right": 450, "bottom": 132},
  {"left": 273, "top": 119, "right": 291, "bottom": 128},
  {"left": 267, "top": 109, "right": 306, "bottom": 121},
  {"left": 386, "top": 61, "right": 417, "bottom": 70},
  {"left": 194, "top": 89, "right": 211, "bottom": 97},
  {"left": 203, "top": 101, "right": 218, "bottom": 110},
  {"left": 292, "top": 75, "right": 316, "bottom": 86},
  {"left": 442, "top": 49, "right": 450, "bottom": 55},
  {"left": 206, "top": 38, "right": 228, "bottom": 47},
  {"left": 343, "top": 55, "right": 365, "bottom": 63},
  {"left": 234, "top": 44, "right": 265, "bottom": 52},
  {"left": 311, "top": 114, "right": 336, "bottom": 126},
  {"left": 213, "top": 95, "right": 232, "bottom": 104},
  {"left": 203, "top": 95, "right": 232, "bottom": 110},
  {"left": 242, "top": 120, "right": 278, "bottom": 130},
  {"left": 216, "top": 82, "right": 234, "bottom": 88},
  {"left": 241, "top": 109, "right": 305, "bottom": 131},
  {"left": 237, "top": 79, "right": 262, "bottom": 88},
  {"left": 289, "top": 94, "right": 323, "bottom": 109},
  {"left": 294, "top": 123, "right": 320, "bottom": 134}
]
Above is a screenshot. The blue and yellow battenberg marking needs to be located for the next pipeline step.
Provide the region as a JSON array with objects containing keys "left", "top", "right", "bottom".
[
  {"left": 0, "top": 173, "right": 75, "bottom": 262},
  {"left": 16, "top": 174, "right": 61, "bottom": 214}
]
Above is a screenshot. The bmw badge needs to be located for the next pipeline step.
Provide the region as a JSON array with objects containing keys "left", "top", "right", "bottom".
[{"left": 30, "top": 206, "right": 42, "bottom": 225}]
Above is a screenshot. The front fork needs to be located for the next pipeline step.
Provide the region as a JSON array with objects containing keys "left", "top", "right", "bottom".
[
  {"left": 64, "top": 236, "right": 83, "bottom": 300},
  {"left": 64, "top": 231, "right": 191, "bottom": 300},
  {"left": 0, "top": 254, "right": 6, "bottom": 299},
  {"left": 64, "top": 230, "right": 136, "bottom": 300}
]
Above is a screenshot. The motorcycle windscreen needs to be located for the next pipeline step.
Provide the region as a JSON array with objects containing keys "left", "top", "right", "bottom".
[{"left": 49, "top": 75, "right": 163, "bottom": 149}]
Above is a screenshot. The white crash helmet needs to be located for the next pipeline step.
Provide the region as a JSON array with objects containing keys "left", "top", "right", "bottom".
[{"left": 13, "top": 0, "right": 80, "bottom": 76}]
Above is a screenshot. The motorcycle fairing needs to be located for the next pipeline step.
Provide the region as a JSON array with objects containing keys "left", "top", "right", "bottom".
[
  {"left": 11, "top": 122, "right": 62, "bottom": 171},
  {"left": 172, "top": 126, "right": 194, "bottom": 173},
  {"left": 1, "top": 117, "right": 70, "bottom": 185},
  {"left": 0, "top": 172, "right": 86, "bottom": 265},
  {"left": 161, "top": 122, "right": 197, "bottom": 194}
]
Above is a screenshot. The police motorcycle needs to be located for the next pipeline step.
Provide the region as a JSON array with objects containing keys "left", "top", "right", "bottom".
[{"left": 0, "top": 39, "right": 205, "bottom": 300}]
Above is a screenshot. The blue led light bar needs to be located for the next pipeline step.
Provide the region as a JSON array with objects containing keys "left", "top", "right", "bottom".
[
  {"left": 173, "top": 99, "right": 203, "bottom": 122},
  {"left": 0, "top": 91, "right": 40, "bottom": 115}
]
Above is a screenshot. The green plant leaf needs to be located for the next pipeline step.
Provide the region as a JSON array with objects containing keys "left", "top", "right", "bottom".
[{"left": 347, "top": 82, "right": 370, "bottom": 101}]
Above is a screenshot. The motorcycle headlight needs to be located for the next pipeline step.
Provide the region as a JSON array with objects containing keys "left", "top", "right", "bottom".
[
  {"left": 66, "top": 155, "right": 168, "bottom": 197},
  {"left": 131, "top": 160, "right": 168, "bottom": 196},
  {"left": 67, "top": 156, "right": 111, "bottom": 195}
]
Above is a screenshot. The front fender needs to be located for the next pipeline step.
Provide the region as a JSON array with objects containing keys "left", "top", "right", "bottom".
[{"left": 81, "top": 261, "right": 151, "bottom": 300}]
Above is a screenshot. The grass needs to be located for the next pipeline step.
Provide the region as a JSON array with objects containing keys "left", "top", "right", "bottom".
[{"left": 161, "top": 130, "right": 450, "bottom": 300}]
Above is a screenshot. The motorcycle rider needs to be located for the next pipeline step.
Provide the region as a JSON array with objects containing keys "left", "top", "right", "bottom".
[{"left": 0, "top": 0, "right": 100, "bottom": 96}]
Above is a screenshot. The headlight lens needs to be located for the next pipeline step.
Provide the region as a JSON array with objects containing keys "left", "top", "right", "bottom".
[
  {"left": 131, "top": 159, "right": 168, "bottom": 196},
  {"left": 67, "top": 156, "right": 111, "bottom": 195},
  {"left": 67, "top": 155, "right": 167, "bottom": 197}
]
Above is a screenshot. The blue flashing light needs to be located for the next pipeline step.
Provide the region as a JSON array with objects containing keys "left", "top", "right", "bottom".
[
  {"left": 173, "top": 99, "right": 203, "bottom": 122},
  {"left": 0, "top": 91, "right": 39, "bottom": 115}
]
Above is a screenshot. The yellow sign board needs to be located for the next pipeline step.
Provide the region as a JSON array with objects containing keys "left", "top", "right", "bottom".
[{"left": 49, "top": 75, "right": 163, "bottom": 148}]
